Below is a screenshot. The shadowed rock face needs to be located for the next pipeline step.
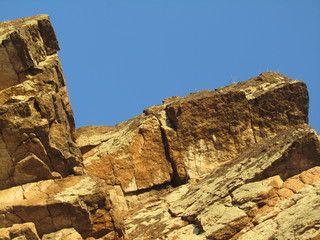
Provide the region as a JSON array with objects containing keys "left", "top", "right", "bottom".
[{"left": 0, "top": 15, "right": 319, "bottom": 240}]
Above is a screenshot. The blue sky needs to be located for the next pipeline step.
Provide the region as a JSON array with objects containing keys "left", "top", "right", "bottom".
[{"left": 1, "top": 1, "right": 319, "bottom": 133}]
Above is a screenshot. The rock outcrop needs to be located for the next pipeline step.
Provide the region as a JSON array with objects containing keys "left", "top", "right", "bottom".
[
  {"left": 124, "top": 125, "right": 320, "bottom": 239},
  {"left": 0, "top": 175, "right": 119, "bottom": 238},
  {"left": 0, "top": 15, "right": 319, "bottom": 240},
  {"left": 0, "top": 15, "right": 84, "bottom": 190},
  {"left": 77, "top": 71, "right": 309, "bottom": 212}
]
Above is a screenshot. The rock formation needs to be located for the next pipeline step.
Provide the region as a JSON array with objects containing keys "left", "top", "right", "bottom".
[
  {"left": 0, "top": 14, "right": 84, "bottom": 190},
  {"left": 0, "top": 15, "right": 319, "bottom": 240}
]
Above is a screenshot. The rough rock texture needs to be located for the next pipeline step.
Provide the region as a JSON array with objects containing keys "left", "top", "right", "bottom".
[
  {"left": 1, "top": 15, "right": 319, "bottom": 240},
  {"left": 77, "top": 71, "right": 309, "bottom": 212},
  {"left": 0, "top": 15, "right": 84, "bottom": 190},
  {"left": 124, "top": 125, "right": 320, "bottom": 239},
  {"left": 0, "top": 175, "right": 120, "bottom": 239},
  {"left": 42, "top": 228, "right": 84, "bottom": 240},
  {"left": 154, "top": 72, "right": 308, "bottom": 183},
  {"left": 0, "top": 222, "right": 40, "bottom": 240},
  {"left": 76, "top": 116, "right": 173, "bottom": 194}
]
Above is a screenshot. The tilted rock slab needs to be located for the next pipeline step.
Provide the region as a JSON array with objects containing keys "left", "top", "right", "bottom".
[
  {"left": 0, "top": 175, "right": 121, "bottom": 239},
  {"left": 76, "top": 115, "right": 173, "bottom": 193},
  {"left": 158, "top": 72, "right": 309, "bottom": 183},
  {"left": 78, "top": 72, "right": 308, "bottom": 197},
  {"left": 124, "top": 125, "right": 320, "bottom": 239},
  {"left": 0, "top": 15, "right": 83, "bottom": 189},
  {"left": 42, "top": 228, "right": 84, "bottom": 240}
]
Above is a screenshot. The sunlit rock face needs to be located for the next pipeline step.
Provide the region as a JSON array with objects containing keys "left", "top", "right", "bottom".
[
  {"left": 79, "top": 71, "right": 308, "bottom": 193},
  {"left": 0, "top": 15, "right": 318, "bottom": 240},
  {"left": 0, "top": 15, "right": 84, "bottom": 190}
]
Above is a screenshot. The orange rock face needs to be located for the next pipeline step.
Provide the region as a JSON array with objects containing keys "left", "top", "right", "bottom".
[
  {"left": 77, "top": 114, "right": 173, "bottom": 193},
  {"left": 0, "top": 175, "right": 118, "bottom": 238},
  {"left": 79, "top": 72, "right": 309, "bottom": 193}
]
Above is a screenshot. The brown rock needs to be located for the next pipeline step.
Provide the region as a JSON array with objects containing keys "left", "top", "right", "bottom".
[
  {"left": 1, "top": 15, "right": 318, "bottom": 240},
  {"left": 75, "top": 126, "right": 115, "bottom": 154},
  {"left": 0, "top": 222, "right": 40, "bottom": 240},
  {"left": 0, "top": 176, "right": 120, "bottom": 239},
  {"left": 161, "top": 72, "right": 308, "bottom": 183},
  {"left": 0, "top": 15, "right": 59, "bottom": 90},
  {"left": 0, "top": 15, "right": 83, "bottom": 189},
  {"left": 237, "top": 182, "right": 320, "bottom": 240},
  {"left": 41, "top": 228, "right": 83, "bottom": 240},
  {"left": 13, "top": 153, "right": 54, "bottom": 185},
  {"left": 124, "top": 125, "right": 320, "bottom": 239},
  {"left": 78, "top": 72, "right": 308, "bottom": 200},
  {"left": 78, "top": 114, "right": 173, "bottom": 193}
]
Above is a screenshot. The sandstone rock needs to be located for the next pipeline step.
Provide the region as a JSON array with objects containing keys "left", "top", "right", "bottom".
[
  {"left": 0, "top": 15, "right": 59, "bottom": 90},
  {"left": 160, "top": 72, "right": 309, "bottom": 183},
  {"left": 77, "top": 114, "right": 173, "bottom": 193},
  {"left": 1, "top": 15, "right": 318, "bottom": 240},
  {"left": 124, "top": 184, "right": 194, "bottom": 240},
  {"left": 79, "top": 72, "right": 308, "bottom": 198},
  {"left": 0, "top": 15, "right": 83, "bottom": 189},
  {"left": 168, "top": 125, "right": 319, "bottom": 239},
  {"left": 41, "top": 228, "right": 83, "bottom": 240},
  {"left": 75, "top": 126, "right": 115, "bottom": 154},
  {"left": 0, "top": 176, "right": 120, "bottom": 239},
  {"left": 123, "top": 125, "right": 320, "bottom": 239},
  {"left": 237, "top": 182, "right": 320, "bottom": 240},
  {"left": 0, "top": 222, "right": 40, "bottom": 240}
]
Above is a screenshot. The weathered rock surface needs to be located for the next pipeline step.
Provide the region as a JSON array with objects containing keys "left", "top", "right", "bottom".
[
  {"left": 0, "top": 15, "right": 83, "bottom": 190},
  {"left": 124, "top": 125, "right": 320, "bottom": 239},
  {"left": 77, "top": 71, "right": 309, "bottom": 213},
  {"left": 1, "top": 15, "right": 319, "bottom": 240},
  {"left": 0, "top": 222, "right": 40, "bottom": 240},
  {"left": 42, "top": 228, "right": 84, "bottom": 240},
  {"left": 76, "top": 115, "right": 173, "bottom": 194},
  {"left": 0, "top": 175, "right": 120, "bottom": 239},
  {"left": 79, "top": 72, "right": 308, "bottom": 189}
]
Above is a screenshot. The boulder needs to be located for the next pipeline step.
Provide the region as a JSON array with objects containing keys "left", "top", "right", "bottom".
[{"left": 159, "top": 72, "right": 309, "bottom": 183}]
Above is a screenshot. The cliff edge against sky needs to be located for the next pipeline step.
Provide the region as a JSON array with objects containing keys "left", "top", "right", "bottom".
[{"left": 0, "top": 15, "right": 319, "bottom": 240}]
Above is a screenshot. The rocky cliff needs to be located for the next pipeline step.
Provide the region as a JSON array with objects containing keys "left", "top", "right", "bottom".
[{"left": 0, "top": 15, "right": 319, "bottom": 240}]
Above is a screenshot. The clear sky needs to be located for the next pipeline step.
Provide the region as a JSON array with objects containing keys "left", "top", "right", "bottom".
[{"left": 1, "top": 1, "right": 319, "bottom": 133}]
